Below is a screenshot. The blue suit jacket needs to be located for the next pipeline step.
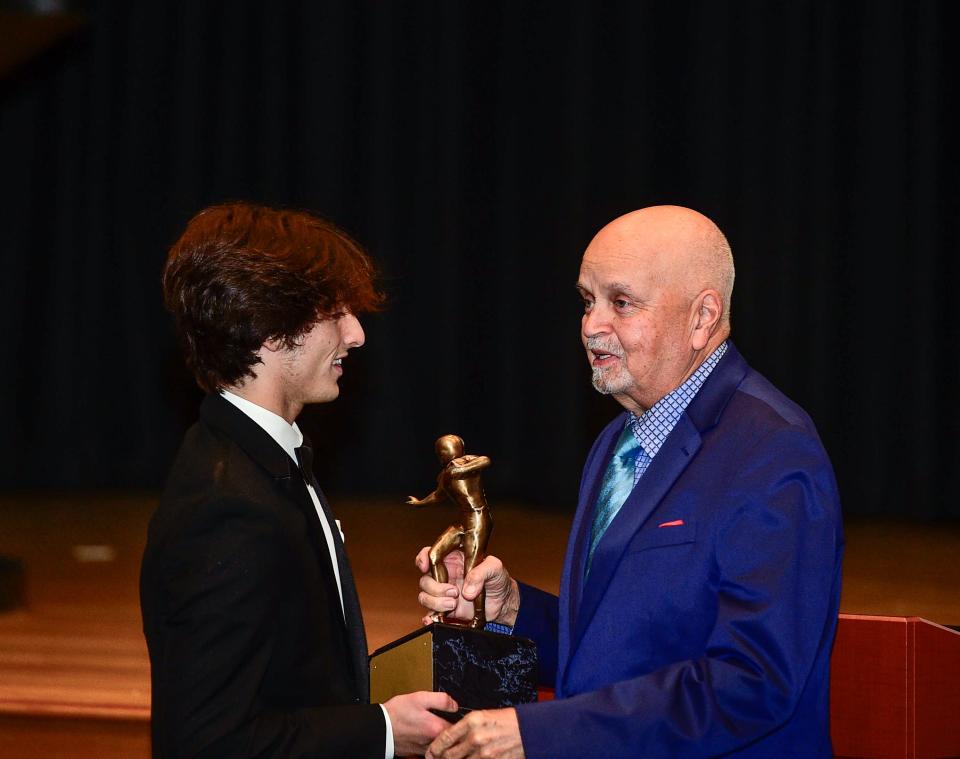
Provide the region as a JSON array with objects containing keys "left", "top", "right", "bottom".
[{"left": 513, "top": 343, "right": 843, "bottom": 758}]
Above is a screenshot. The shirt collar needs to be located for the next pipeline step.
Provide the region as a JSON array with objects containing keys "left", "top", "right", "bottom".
[
  {"left": 220, "top": 390, "right": 303, "bottom": 465},
  {"left": 628, "top": 341, "right": 728, "bottom": 459}
]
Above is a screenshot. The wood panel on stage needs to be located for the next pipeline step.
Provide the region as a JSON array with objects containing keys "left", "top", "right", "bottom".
[
  {"left": 0, "top": 495, "right": 958, "bottom": 757},
  {"left": 830, "top": 614, "right": 960, "bottom": 759}
]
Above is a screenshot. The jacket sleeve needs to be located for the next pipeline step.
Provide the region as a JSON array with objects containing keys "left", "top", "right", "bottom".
[
  {"left": 515, "top": 427, "right": 843, "bottom": 759},
  {"left": 512, "top": 582, "right": 560, "bottom": 687},
  {"left": 152, "top": 495, "right": 385, "bottom": 759}
]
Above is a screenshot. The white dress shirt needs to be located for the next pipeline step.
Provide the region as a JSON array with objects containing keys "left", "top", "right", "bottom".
[{"left": 220, "top": 391, "right": 395, "bottom": 758}]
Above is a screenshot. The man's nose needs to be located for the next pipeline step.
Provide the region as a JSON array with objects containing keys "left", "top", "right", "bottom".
[
  {"left": 582, "top": 304, "right": 612, "bottom": 337},
  {"left": 340, "top": 312, "right": 365, "bottom": 348}
]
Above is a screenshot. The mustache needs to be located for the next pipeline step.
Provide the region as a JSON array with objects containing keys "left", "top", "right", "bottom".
[{"left": 586, "top": 337, "right": 623, "bottom": 358}]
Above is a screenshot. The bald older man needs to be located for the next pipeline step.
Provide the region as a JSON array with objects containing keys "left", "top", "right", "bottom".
[{"left": 418, "top": 206, "right": 843, "bottom": 758}]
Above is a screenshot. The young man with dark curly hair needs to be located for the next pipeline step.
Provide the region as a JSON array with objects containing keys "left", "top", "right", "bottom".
[{"left": 141, "top": 202, "right": 456, "bottom": 758}]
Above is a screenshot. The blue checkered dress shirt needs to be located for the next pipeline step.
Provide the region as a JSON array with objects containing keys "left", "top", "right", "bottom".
[{"left": 627, "top": 341, "right": 728, "bottom": 484}]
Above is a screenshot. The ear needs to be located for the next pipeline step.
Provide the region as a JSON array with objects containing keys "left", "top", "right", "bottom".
[{"left": 690, "top": 289, "right": 723, "bottom": 350}]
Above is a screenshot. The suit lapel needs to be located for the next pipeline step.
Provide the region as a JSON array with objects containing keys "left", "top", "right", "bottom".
[
  {"left": 558, "top": 417, "right": 624, "bottom": 688},
  {"left": 569, "top": 416, "right": 702, "bottom": 658}
]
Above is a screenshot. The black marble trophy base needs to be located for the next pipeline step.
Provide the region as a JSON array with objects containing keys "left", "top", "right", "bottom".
[{"left": 369, "top": 623, "right": 537, "bottom": 720}]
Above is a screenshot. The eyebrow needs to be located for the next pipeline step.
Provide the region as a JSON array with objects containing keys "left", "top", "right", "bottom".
[
  {"left": 605, "top": 281, "right": 639, "bottom": 297},
  {"left": 576, "top": 281, "right": 644, "bottom": 301}
]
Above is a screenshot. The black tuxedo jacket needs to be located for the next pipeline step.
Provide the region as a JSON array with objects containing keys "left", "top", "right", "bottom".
[{"left": 140, "top": 393, "right": 385, "bottom": 758}]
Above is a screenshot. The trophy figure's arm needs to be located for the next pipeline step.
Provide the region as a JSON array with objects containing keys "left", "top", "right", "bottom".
[
  {"left": 406, "top": 489, "right": 444, "bottom": 506},
  {"left": 447, "top": 455, "right": 492, "bottom": 479}
]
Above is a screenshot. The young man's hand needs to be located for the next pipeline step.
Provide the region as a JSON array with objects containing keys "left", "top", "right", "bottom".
[{"left": 383, "top": 691, "right": 459, "bottom": 758}]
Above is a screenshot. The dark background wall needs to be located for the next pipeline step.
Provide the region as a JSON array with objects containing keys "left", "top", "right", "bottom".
[{"left": 1, "top": 1, "right": 956, "bottom": 517}]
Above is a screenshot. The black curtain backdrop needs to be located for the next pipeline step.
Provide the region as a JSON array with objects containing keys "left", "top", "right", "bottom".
[{"left": 1, "top": 1, "right": 956, "bottom": 518}]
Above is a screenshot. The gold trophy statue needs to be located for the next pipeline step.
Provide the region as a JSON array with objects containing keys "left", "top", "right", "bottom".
[
  {"left": 407, "top": 434, "right": 492, "bottom": 629},
  {"left": 368, "top": 434, "right": 536, "bottom": 716}
]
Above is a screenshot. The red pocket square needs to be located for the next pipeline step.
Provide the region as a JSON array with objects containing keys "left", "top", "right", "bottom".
[{"left": 658, "top": 519, "right": 684, "bottom": 528}]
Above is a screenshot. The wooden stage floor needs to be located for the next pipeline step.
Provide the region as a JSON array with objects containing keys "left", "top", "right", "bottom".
[{"left": 1, "top": 492, "right": 958, "bottom": 757}]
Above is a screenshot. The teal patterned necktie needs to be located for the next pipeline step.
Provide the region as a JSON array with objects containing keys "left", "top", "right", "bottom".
[{"left": 586, "top": 424, "right": 643, "bottom": 576}]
